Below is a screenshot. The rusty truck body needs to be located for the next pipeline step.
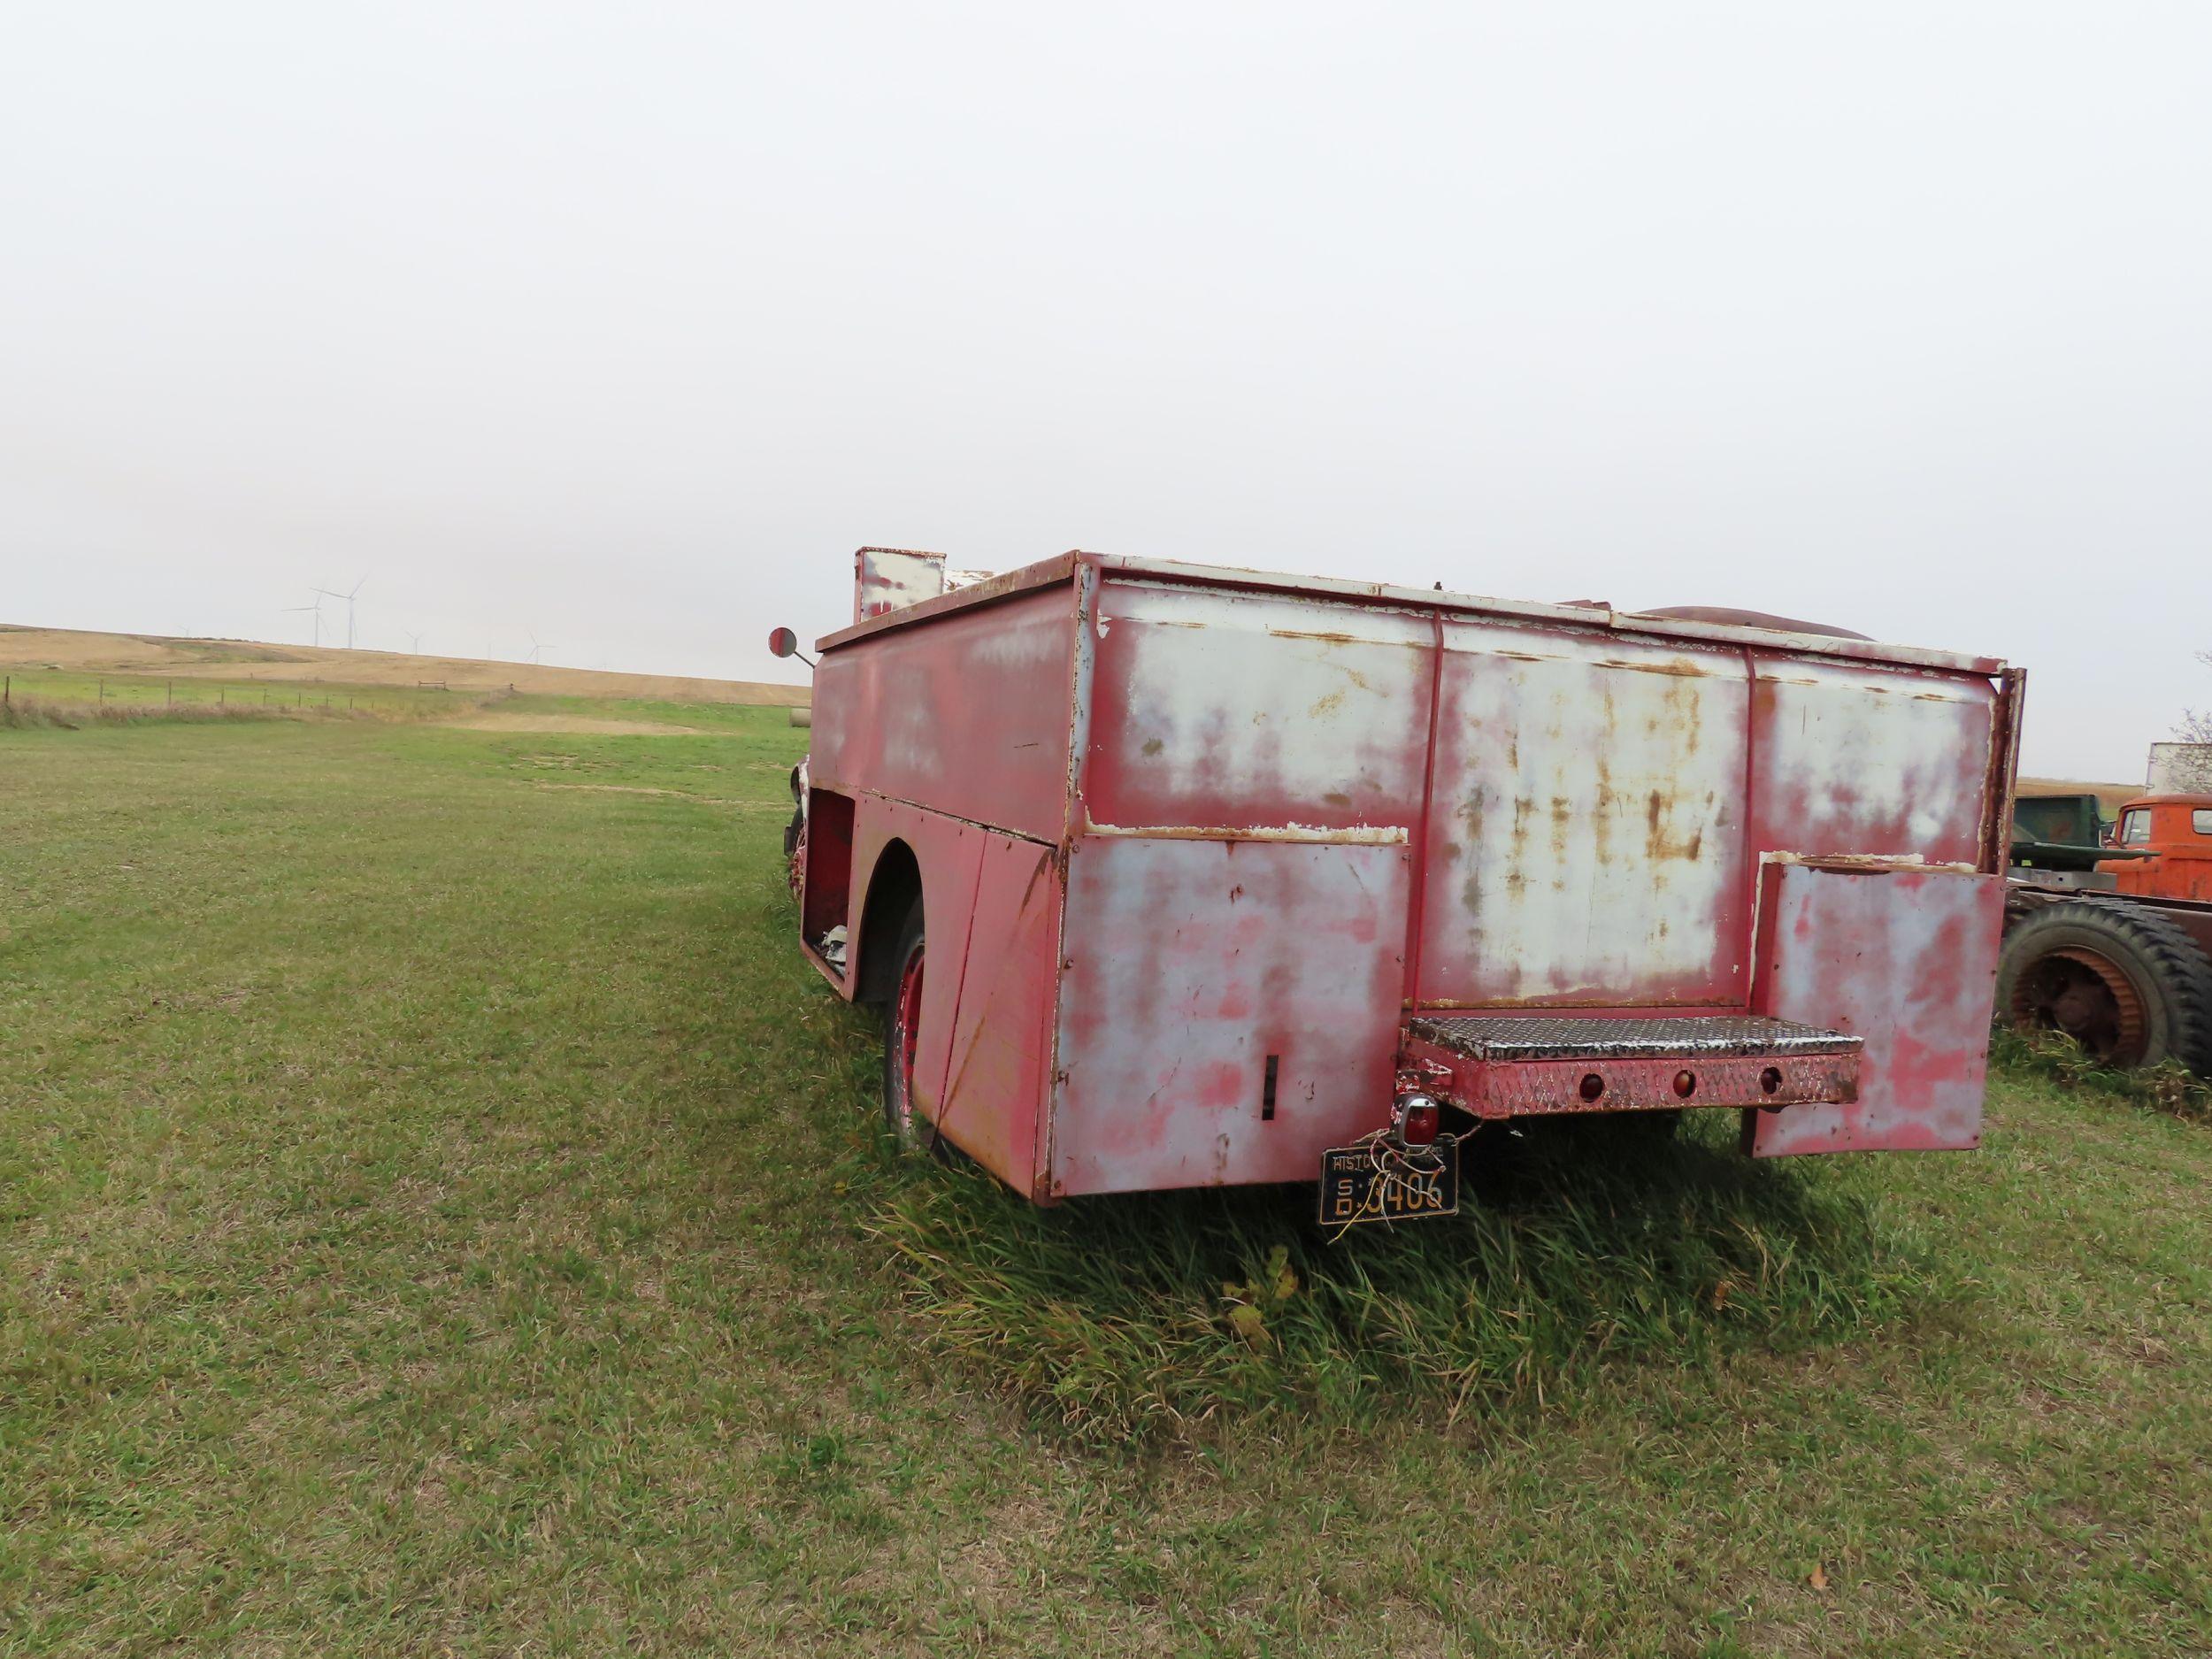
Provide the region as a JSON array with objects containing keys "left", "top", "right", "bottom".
[{"left": 784, "top": 546, "right": 2021, "bottom": 1217}]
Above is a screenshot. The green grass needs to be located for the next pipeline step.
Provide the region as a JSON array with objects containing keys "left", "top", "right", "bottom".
[
  {"left": 487, "top": 689, "right": 803, "bottom": 733},
  {"left": 4, "top": 710, "right": 2211, "bottom": 1654}
]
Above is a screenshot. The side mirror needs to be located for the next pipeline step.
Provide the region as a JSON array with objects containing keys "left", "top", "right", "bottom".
[{"left": 768, "top": 626, "right": 799, "bottom": 657}]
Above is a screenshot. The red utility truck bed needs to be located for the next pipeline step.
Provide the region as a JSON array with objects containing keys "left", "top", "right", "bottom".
[{"left": 793, "top": 547, "right": 2020, "bottom": 1204}]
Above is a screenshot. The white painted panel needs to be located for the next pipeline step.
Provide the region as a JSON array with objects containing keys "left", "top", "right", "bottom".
[
  {"left": 855, "top": 548, "right": 948, "bottom": 621},
  {"left": 1420, "top": 621, "right": 1751, "bottom": 1006},
  {"left": 1750, "top": 658, "right": 1995, "bottom": 867},
  {"left": 1086, "top": 580, "right": 1432, "bottom": 835},
  {"left": 1053, "top": 836, "right": 1410, "bottom": 1195}
]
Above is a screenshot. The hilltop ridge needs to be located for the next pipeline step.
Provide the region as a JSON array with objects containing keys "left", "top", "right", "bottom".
[{"left": 0, "top": 623, "right": 809, "bottom": 705}]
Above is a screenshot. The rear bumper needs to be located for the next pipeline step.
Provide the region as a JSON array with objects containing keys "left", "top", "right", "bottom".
[{"left": 1399, "top": 1014, "right": 1862, "bottom": 1120}]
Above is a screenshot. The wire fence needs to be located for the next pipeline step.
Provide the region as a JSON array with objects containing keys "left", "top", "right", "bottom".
[{"left": 2, "top": 672, "right": 474, "bottom": 723}]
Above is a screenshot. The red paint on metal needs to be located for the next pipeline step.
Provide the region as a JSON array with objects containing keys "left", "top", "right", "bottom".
[
  {"left": 933, "top": 833, "right": 1064, "bottom": 1200},
  {"left": 1402, "top": 611, "right": 1449, "bottom": 1009},
  {"left": 820, "top": 554, "right": 1080, "bottom": 651},
  {"left": 1400, "top": 1035, "right": 1857, "bottom": 1118},
  {"left": 1982, "top": 668, "right": 2027, "bottom": 872},
  {"left": 845, "top": 798, "right": 987, "bottom": 1101},
  {"left": 812, "top": 583, "right": 1078, "bottom": 844},
  {"left": 1053, "top": 836, "right": 1410, "bottom": 1194},
  {"left": 1744, "top": 658, "right": 1997, "bottom": 873},
  {"left": 892, "top": 940, "right": 925, "bottom": 1125},
  {"left": 1745, "top": 862, "right": 2005, "bottom": 1156},
  {"left": 797, "top": 545, "right": 2016, "bottom": 1200}
]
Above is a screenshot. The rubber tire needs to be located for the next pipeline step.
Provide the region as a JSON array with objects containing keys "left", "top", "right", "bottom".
[
  {"left": 1996, "top": 895, "right": 2212, "bottom": 1074},
  {"left": 879, "top": 895, "right": 941, "bottom": 1155},
  {"left": 783, "top": 765, "right": 805, "bottom": 858}
]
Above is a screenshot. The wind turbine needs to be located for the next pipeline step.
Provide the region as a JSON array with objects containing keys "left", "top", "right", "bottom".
[
  {"left": 526, "top": 628, "right": 542, "bottom": 664},
  {"left": 283, "top": 595, "right": 324, "bottom": 648},
  {"left": 315, "top": 577, "right": 366, "bottom": 649},
  {"left": 405, "top": 631, "right": 423, "bottom": 655}
]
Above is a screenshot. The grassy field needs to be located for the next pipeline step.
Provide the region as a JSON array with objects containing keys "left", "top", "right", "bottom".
[
  {"left": 0, "top": 665, "right": 481, "bottom": 722},
  {"left": 4, "top": 705, "right": 2210, "bottom": 1655}
]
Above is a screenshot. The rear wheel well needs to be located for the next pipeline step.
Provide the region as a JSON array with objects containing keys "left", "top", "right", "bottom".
[{"left": 855, "top": 841, "right": 923, "bottom": 1006}]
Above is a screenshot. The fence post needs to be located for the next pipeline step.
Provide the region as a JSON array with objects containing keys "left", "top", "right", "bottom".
[
  {"left": 168, "top": 680, "right": 174, "bottom": 707},
  {"left": 4, "top": 676, "right": 9, "bottom": 707},
  {"left": 219, "top": 687, "right": 226, "bottom": 707}
]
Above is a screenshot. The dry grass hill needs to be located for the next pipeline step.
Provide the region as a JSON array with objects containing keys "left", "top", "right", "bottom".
[{"left": 0, "top": 622, "right": 809, "bottom": 706}]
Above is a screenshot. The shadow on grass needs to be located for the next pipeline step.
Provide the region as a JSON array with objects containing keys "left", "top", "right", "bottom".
[
  {"left": 716, "top": 872, "right": 1941, "bottom": 1446},
  {"left": 860, "top": 1112, "right": 1941, "bottom": 1445}
]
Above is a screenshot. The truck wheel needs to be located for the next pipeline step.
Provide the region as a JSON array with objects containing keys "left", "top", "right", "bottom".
[
  {"left": 1997, "top": 896, "right": 2212, "bottom": 1073},
  {"left": 782, "top": 766, "right": 805, "bottom": 859},
  {"left": 880, "top": 896, "right": 933, "bottom": 1153}
]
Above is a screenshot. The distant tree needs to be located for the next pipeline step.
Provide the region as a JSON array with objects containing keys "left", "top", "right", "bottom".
[{"left": 2182, "top": 650, "right": 2212, "bottom": 743}]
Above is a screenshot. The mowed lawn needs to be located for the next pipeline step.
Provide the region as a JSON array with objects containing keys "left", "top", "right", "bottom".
[{"left": 4, "top": 710, "right": 2210, "bottom": 1655}]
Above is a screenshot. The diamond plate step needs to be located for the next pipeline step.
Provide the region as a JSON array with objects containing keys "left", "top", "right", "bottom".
[{"left": 1402, "top": 1013, "right": 1861, "bottom": 1064}]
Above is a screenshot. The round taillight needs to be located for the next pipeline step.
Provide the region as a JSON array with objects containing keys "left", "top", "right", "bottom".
[
  {"left": 1672, "top": 1070, "right": 1697, "bottom": 1099},
  {"left": 1578, "top": 1072, "right": 1605, "bottom": 1102},
  {"left": 1395, "top": 1094, "right": 1442, "bottom": 1148}
]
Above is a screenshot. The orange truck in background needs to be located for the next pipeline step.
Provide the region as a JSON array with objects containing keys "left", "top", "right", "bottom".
[
  {"left": 2103, "top": 795, "right": 2212, "bottom": 903},
  {"left": 2001, "top": 764, "right": 2212, "bottom": 1078}
]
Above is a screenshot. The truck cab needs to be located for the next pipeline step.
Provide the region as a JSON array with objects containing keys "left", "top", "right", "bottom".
[{"left": 2102, "top": 795, "right": 2212, "bottom": 902}]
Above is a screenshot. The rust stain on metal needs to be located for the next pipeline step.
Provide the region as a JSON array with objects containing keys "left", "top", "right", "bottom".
[{"left": 1083, "top": 818, "right": 1410, "bottom": 846}]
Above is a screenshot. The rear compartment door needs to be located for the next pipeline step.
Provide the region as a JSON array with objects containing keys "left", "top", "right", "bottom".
[{"left": 1414, "top": 621, "right": 1753, "bottom": 1009}]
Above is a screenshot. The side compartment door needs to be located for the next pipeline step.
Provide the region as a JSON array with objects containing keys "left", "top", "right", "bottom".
[
  {"left": 934, "top": 833, "right": 1064, "bottom": 1201},
  {"left": 1051, "top": 836, "right": 1411, "bottom": 1196},
  {"left": 1747, "top": 860, "right": 2005, "bottom": 1156}
]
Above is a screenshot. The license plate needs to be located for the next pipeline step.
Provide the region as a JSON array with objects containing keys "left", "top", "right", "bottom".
[{"left": 1317, "top": 1137, "right": 1459, "bottom": 1228}]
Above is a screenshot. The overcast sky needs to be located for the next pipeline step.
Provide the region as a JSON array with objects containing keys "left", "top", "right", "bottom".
[{"left": 4, "top": 4, "right": 2207, "bottom": 779}]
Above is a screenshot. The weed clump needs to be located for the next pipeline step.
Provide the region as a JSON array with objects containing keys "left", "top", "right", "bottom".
[
  {"left": 1989, "top": 1025, "right": 2211, "bottom": 1120},
  {"left": 863, "top": 1116, "right": 1937, "bottom": 1445}
]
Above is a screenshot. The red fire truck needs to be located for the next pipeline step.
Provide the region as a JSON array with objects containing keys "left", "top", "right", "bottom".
[{"left": 776, "top": 547, "right": 2020, "bottom": 1225}]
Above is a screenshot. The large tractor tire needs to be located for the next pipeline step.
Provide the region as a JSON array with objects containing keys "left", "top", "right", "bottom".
[{"left": 1997, "top": 895, "right": 2212, "bottom": 1074}]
